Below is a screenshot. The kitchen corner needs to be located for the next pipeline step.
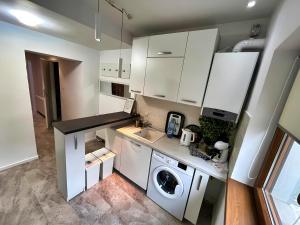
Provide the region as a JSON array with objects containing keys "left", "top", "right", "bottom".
[{"left": 116, "top": 125, "right": 228, "bottom": 182}]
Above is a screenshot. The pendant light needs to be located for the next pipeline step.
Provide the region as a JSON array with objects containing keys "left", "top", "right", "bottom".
[
  {"left": 95, "top": 0, "right": 101, "bottom": 42},
  {"left": 118, "top": 9, "right": 124, "bottom": 78}
]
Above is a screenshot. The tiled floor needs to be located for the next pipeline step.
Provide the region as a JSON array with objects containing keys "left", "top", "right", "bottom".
[{"left": 0, "top": 114, "right": 211, "bottom": 225}]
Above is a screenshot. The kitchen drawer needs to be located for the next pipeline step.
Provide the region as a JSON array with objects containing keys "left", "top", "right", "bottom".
[
  {"left": 148, "top": 32, "right": 188, "bottom": 58},
  {"left": 144, "top": 58, "right": 184, "bottom": 102}
]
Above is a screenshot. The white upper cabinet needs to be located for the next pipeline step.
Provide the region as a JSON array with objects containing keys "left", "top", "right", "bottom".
[
  {"left": 148, "top": 32, "right": 188, "bottom": 58},
  {"left": 144, "top": 58, "right": 184, "bottom": 102},
  {"left": 177, "top": 29, "right": 219, "bottom": 107},
  {"left": 129, "top": 37, "right": 149, "bottom": 95}
]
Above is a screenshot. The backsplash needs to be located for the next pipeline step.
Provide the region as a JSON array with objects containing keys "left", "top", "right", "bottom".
[{"left": 135, "top": 95, "right": 201, "bottom": 131}]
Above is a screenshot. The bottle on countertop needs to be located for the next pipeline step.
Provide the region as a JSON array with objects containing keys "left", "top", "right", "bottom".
[{"left": 167, "top": 118, "right": 176, "bottom": 138}]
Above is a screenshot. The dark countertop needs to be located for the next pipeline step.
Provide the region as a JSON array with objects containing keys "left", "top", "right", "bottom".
[{"left": 53, "top": 112, "right": 139, "bottom": 135}]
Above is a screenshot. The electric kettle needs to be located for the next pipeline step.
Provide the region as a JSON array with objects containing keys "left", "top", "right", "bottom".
[{"left": 180, "top": 128, "right": 195, "bottom": 146}]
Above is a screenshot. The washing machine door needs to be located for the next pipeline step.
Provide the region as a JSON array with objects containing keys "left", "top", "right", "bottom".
[{"left": 153, "top": 166, "right": 184, "bottom": 199}]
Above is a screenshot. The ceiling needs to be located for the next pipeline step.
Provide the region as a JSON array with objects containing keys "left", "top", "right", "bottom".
[
  {"left": 29, "top": 0, "right": 280, "bottom": 36},
  {"left": 0, "top": 0, "right": 280, "bottom": 50},
  {"left": 0, "top": 0, "right": 131, "bottom": 50}
]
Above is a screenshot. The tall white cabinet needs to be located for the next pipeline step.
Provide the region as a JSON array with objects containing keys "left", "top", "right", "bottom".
[
  {"left": 130, "top": 37, "right": 149, "bottom": 95},
  {"left": 178, "top": 29, "right": 218, "bottom": 107}
]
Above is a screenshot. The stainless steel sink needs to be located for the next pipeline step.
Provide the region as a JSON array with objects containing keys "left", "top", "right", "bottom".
[{"left": 133, "top": 128, "right": 165, "bottom": 143}]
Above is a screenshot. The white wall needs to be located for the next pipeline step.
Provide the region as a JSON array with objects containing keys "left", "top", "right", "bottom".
[
  {"left": 99, "top": 49, "right": 132, "bottom": 65},
  {"left": 230, "top": 0, "right": 300, "bottom": 186},
  {"left": 201, "top": 18, "right": 270, "bottom": 50},
  {"left": 0, "top": 21, "right": 99, "bottom": 171}
]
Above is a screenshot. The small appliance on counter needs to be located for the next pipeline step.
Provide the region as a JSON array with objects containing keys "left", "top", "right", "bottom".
[
  {"left": 165, "top": 111, "right": 185, "bottom": 138},
  {"left": 212, "top": 141, "right": 229, "bottom": 163},
  {"left": 180, "top": 128, "right": 195, "bottom": 146}
]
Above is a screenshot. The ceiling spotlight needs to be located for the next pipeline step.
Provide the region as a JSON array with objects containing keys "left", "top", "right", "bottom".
[
  {"left": 10, "top": 10, "right": 43, "bottom": 27},
  {"left": 247, "top": 1, "right": 256, "bottom": 8}
]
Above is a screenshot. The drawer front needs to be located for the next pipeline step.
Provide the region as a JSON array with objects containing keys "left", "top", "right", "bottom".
[
  {"left": 144, "top": 58, "right": 184, "bottom": 102},
  {"left": 148, "top": 32, "right": 188, "bottom": 58}
]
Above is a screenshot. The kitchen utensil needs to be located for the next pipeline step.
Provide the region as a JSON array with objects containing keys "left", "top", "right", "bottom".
[
  {"left": 212, "top": 141, "right": 229, "bottom": 163},
  {"left": 180, "top": 128, "right": 195, "bottom": 146}
]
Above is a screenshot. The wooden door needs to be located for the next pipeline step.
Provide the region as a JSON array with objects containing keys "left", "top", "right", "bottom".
[{"left": 41, "top": 60, "right": 53, "bottom": 128}]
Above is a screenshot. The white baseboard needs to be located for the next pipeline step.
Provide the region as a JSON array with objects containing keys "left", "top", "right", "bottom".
[{"left": 0, "top": 155, "right": 39, "bottom": 172}]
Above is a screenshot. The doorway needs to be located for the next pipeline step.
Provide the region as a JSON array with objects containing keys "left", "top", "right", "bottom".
[{"left": 25, "top": 51, "right": 62, "bottom": 128}]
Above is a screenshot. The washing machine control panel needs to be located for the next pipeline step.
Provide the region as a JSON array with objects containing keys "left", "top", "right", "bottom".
[{"left": 152, "top": 151, "right": 194, "bottom": 175}]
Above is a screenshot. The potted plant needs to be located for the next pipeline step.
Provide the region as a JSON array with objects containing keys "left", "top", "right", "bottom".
[{"left": 199, "top": 116, "right": 235, "bottom": 155}]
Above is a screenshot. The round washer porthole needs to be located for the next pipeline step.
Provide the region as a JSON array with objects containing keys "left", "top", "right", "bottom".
[{"left": 152, "top": 166, "right": 184, "bottom": 199}]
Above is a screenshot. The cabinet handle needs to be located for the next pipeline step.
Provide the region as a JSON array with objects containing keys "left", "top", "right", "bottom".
[
  {"left": 182, "top": 99, "right": 197, "bottom": 104},
  {"left": 154, "top": 94, "right": 166, "bottom": 98},
  {"left": 157, "top": 51, "right": 172, "bottom": 55},
  {"left": 130, "top": 141, "right": 141, "bottom": 148},
  {"left": 74, "top": 135, "right": 78, "bottom": 150},
  {"left": 197, "top": 175, "right": 202, "bottom": 191},
  {"left": 131, "top": 90, "right": 141, "bottom": 93}
]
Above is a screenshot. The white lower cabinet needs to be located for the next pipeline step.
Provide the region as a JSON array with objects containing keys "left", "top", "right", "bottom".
[
  {"left": 184, "top": 170, "right": 210, "bottom": 224},
  {"left": 120, "top": 138, "right": 152, "bottom": 189},
  {"left": 55, "top": 129, "right": 85, "bottom": 201}
]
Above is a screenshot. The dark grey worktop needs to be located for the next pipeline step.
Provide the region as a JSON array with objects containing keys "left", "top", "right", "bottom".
[{"left": 53, "top": 112, "right": 139, "bottom": 135}]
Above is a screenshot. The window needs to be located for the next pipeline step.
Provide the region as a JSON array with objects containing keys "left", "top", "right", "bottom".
[{"left": 256, "top": 128, "right": 300, "bottom": 225}]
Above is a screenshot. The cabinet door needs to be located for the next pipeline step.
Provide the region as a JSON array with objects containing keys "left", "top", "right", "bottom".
[
  {"left": 148, "top": 32, "right": 188, "bottom": 57},
  {"left": 120, "top": 138, "right": 152, "bottom": 189},
  {"left": 104, "top": 129, "right": 123, "bottom": 171},
  {"left": 178, "top": 29, "right": 218, "bottom": 107},
  {"left": 130, "top": 37, "right": 149, "bottom": 95},
  {"left": 65, "top": 132, "right": 85, "bottom": 201},
  {"left": 121, "top": 63, "right": 131, "bottom": 79},
  {"left": 184, "top": 170, "right": 209, "bottom": 224},
  {"left": 144, "top": 58, "right": 184, "bottom": 102}
]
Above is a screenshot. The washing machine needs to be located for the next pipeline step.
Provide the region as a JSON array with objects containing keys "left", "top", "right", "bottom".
[{"left": 147, "top": 150, "right": 194, "bottom": 220}]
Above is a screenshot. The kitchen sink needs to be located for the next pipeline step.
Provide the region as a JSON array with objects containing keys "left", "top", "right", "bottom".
[{"left": 133, "top": 128, "right": 165, "bottom": 143}]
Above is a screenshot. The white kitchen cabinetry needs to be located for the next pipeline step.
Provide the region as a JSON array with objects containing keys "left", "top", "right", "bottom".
[
  {"left": 148, "top": 32, "right": 188, "bottom": 58},
  {"left": 101, "top": 63, "right": 119, "bottom": 78},
  {"left": 144, "top": 58, "right": 184, "bottom": 102},
  {"left": 177, "top": 29, "right": 218, "bottom": 107},
  {"left": 130, "top": 37, "right": 149, "bottom": 95},
  {"left": 105, "top": 129, "right": 123, "bottom": 171},
  {"left": 120, "top": 138, "right": 152, "bottom": 189},
  {"left": 54, "top": 129, "right": 85, "bottom": 201},
  {"left": 184, "top": 170, "right": 209, "bottom": 224}
]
